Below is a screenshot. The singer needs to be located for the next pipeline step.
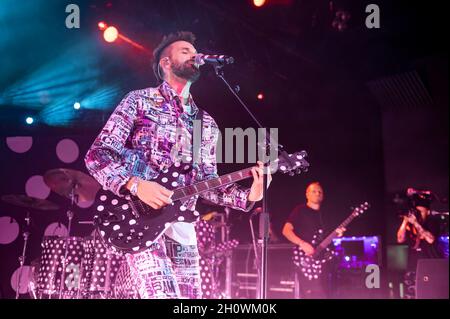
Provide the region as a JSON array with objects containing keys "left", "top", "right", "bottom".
[{"left": 84, "top": 31, "right": 269, "bottom": 299}]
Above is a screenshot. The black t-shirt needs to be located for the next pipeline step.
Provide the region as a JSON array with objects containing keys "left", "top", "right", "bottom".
[{"left": 286, "top": 204, "right": 324, "bottom": 244}]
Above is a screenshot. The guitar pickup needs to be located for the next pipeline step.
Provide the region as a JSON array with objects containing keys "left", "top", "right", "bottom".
[{"left": 128, "top": 201, "right": 140, "bottom": 219}]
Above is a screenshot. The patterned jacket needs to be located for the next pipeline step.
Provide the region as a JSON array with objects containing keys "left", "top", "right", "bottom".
[{"left": 85, "top": 81, "right": 253, "bottom": 212}]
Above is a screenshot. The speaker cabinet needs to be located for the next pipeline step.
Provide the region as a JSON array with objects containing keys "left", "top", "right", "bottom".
[
  {"left": 231, "top": 244, "right": 296, "bottom": 299},
  {"left": 416, "top": 259, "right": 449, "bottom": 299}
]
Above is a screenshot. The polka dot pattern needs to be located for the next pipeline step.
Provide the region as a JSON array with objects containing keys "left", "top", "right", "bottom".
[
  {"left": 81, "top": 238, "right": 125, "bottom": 292},
  {"left": 0, "top": 216, "right": 20, "bottom": 245},
  {"left": 6, "top": 136, "right": 33, "bottom": 153},
  {"left": 25, "top": 175, "right": 50, "bottom": 199},
  {"left": 37, "top": 237, "right": 85, "bottom": 294},
  {"left": 35, "top": 236, "right": 125, "bottom": 297},
  {"left": 10, "top": 266, "right": 33, "bottom": 294},
  {"left": 56, "top": 139, "right": 79, "bottom": 163}
]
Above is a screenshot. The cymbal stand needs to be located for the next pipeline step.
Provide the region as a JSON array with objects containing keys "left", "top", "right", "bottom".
[
  {"left": 16, "top": 212, "right": 31, "bottom": 299},
  {"left": 58, "top": 184, "right": 78, "bottom": 299}
]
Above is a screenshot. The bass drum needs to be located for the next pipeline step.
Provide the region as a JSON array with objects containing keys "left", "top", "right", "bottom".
[
  {"left": 36, "top": 236, "right": 86, "bottom": 299},
  {"left": 81, "top": 236, "right": 125, "bottom": 298}
]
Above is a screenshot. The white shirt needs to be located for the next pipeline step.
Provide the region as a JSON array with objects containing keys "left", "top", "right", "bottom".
[
  {"left": 164, "top": 222, "right": 197, "bottom": 245},
  {"left": 164, "top": 102, "right": 198, "bottom": 246}
]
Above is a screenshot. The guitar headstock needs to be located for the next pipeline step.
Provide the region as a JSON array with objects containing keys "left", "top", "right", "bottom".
[
  {"left": 270, "top": 150, "right": 310, "bottom": 176},
  {"left": 352, "top": 202, "right": 370, "bottom": 217}
]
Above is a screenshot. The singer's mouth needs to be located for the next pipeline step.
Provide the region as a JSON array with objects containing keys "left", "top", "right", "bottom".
[{"left": 189, "top": 61, "right": 200, "bottom": 69}]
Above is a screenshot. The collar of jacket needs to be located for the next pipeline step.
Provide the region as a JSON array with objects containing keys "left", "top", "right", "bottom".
[{"left": 158, "top": 81, "right": 199, "bottom": 117}]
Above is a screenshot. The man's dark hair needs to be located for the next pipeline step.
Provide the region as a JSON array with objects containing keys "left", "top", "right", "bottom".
[{"left": 152, "top": 31, "right": 196, "bottom": 83}]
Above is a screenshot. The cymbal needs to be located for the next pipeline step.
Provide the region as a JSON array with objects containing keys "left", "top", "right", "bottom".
[
  {"left": 43, "top": 168, "right": 100, "bottom": 202},
  {"left": 1, "top": 194, "right": 59, "bottom": 211}
]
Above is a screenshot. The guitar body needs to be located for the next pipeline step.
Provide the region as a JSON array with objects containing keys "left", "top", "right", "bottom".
[
  {"left": 94, "top": 163, "right": 200, "bottom": 254},
  {"left": 292, "top": 202, "right": 370, "bottom": 281},
  {"left": 293, "top": 230, "right": 337, "bottom": 280}
]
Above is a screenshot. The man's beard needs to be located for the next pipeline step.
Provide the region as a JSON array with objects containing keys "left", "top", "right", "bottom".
[{"left": 171, "top": 60, "right": 201, "bottom": 82}]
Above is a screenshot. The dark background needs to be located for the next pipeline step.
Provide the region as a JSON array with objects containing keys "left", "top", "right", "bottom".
[{"left": 0, "top": 0, "right": 448, "bottom": 298}]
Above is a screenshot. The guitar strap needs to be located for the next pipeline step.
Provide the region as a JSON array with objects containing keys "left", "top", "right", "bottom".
[{"left": 318, "top": 209, "right": 325, "bottom": 240}]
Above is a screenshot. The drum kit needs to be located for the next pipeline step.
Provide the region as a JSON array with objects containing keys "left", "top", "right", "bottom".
[
  {"left": 195, "top": 208, "right": 239, "bottom": 299},
  {"left": 2, "top": 170, "right": 242, "bottom": 299},
  {"left": 1, "top": 168, "right": 128, "bottom": 299}
]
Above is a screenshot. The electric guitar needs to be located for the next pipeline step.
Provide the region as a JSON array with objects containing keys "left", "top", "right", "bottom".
[
  {"left": 293, "top": 202, "right": 370, "bottom": 280},
  {"left": 94, "top": 151, "right": 309, "bottom": 254}
]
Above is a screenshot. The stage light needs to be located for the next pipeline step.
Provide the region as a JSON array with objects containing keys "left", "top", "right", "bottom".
[
  {"left": 253, "top": 0, "right": 266, "bottom": 7},
  {"left": 25, "top": 117, "right": 34, "bottom": 125},
  {"left": 257, "top": 93, "right": 264, "bottom": 100},
  {"left": 98, "top": 21, "right": 107, "bottom": 31},
  {"left": 103, "top": 26, "right": 119, "bottom": 43},
  {"left": 73, "top": 102, "right": 81, "bottom": 110}
]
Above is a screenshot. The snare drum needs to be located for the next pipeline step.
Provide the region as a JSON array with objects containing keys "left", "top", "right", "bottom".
[{"left": 36, "top": 236, "right": 86, "bottom": 299}]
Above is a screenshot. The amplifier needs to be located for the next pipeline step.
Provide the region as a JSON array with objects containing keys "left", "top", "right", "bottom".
[
  {"left": 416, "top": 259, "right": 449, "bottom": 299},
  {"left": 231, "top": 243, "right": 296, "bottom": 299}
]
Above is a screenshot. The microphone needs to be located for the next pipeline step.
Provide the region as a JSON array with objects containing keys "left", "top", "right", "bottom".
[
  {"left": 194, "top": 54, "right": 234, "bottom": 66},
  {"left": 431, "top": 210, "right": 449, "bottom": 216}
]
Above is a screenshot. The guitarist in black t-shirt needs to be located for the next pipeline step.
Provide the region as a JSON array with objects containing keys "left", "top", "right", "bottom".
[{"left": 282, "top": 182, "right": 345, "bottom": 299}]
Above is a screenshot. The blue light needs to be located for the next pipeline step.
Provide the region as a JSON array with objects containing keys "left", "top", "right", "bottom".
[
  {"left": 25, "top": 117, "right": 34, "bottom": 124},
  {"left": 73, "top": 102, "right": 81, "bottom": 110},
  {"left": 2, "top": 39, "right": 104, "bottom": 127}
]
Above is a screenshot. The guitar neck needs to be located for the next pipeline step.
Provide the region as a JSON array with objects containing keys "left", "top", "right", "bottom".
[
  {"left": 172, "top": 168, "right": 253, "bottom": 202},
  {"left": 167, "top": 151, "right": 308, "bottom": 202},
  {"left": 315, "top": 213, "right": 357, "bottom": 255}
]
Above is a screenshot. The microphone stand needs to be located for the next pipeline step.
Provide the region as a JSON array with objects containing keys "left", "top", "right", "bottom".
[
  {"left": 213, "top": 64, "right": 296, "bottom": 299},
  {"left": 16, "top": 212, "right": 31, "bottom": 299},
  {"left": 58, "top": 183, "right": 78, "bottom": 299},
  {"left": 249, "top": 211, "right": 261, "bottom": 279},
  {"left": 223, "top": 207, "right": 233, "bottom": 299}
]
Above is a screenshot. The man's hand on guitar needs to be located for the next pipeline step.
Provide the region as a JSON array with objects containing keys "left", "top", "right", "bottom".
[
  {"left": 248, "top": 161, "right": 272, "bottom": 202},
  {"left": 336, "top": 227, "right": 346, "bottom": 237},
  {"left": 300, "top": 241, "right": 315, "bottom": 256},
  {"left": 129, "top": 178, "right": 173, "bottom": 209}
]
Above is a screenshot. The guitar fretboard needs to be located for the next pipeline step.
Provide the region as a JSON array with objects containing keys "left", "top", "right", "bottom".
[
  {"left": 314, "top": 212, "right": 359, "bottom": 257},
  {"left": 172, "top": 168, "right": 253, "bottom": 201}
]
